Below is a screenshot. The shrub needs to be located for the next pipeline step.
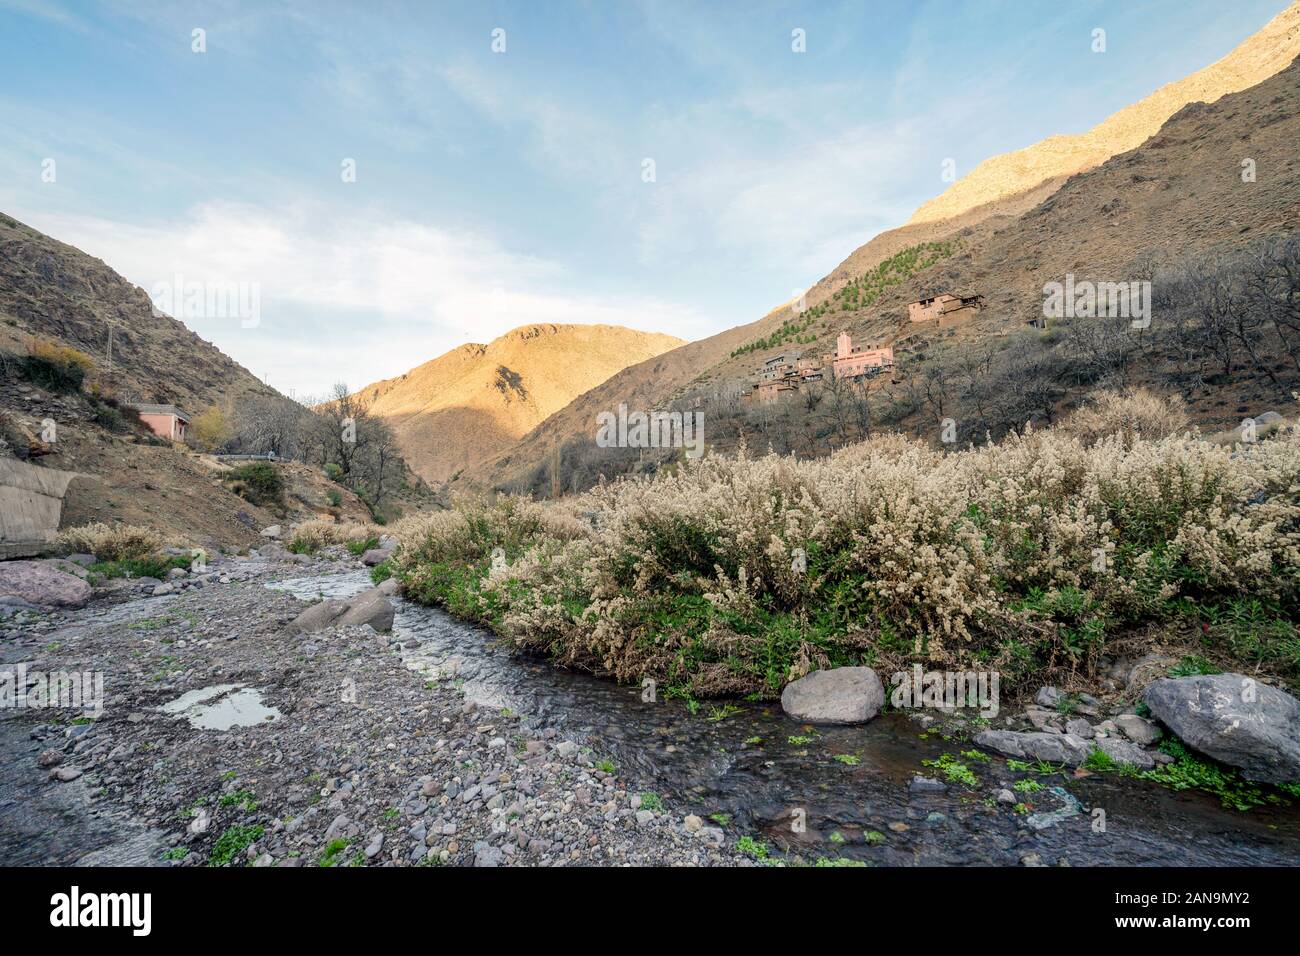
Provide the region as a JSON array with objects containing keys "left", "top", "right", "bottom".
[
  {"left": 190, "top": 406, "right": 233, "bottom": 452},
  {"left": 22, "top": 340, "right": 94, "bottom": 393},
  {"left": 392, "top": 421, "right": 1300, "bottom": 699},
  {"left": 56, "top": 522, "right": 161, "bottom": 561},
  {"left": 287, "top": 519, "right": 377, "bottom": 554},
  {"left": 223, "top": 461, "right": 283, "bottom": 508}
]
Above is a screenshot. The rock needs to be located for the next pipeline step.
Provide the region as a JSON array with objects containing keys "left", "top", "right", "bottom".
[
  {"left": 1064, "top": 718, "right": 1095, "bottom": 739},
  {"left": 635, "top": 810, "right": 655, "bottom": 826},
  {"left": 1034, "top": 686, "right": 1064, "bottom": 709},
  {"left": 973, "top": 730, "right": 1092, "bottom": 766},
  {"left": 286, "top": 599, "right": 349, "bottom": 636},
  {"left": 1095, "top": 719, "right": 1119, "bottom": 736},
  {"left": 683, "top": 814, "right": 703, "bottom": 833},
  {"left": 337, "top": 589, "right": 394, "bottom": 633},
  {"left": 325, "top": 814, "right": 351, "bottom": 841},
  {"left": 1113, "top": 714, "right": 1161, "bottom": 746},
  {"left": 167, "top": 567, "right": 188, "bottom": 580},
  {"left": 474, "top": 844, "right": 503, "bottom": 867},
  {"left": 151, "top": 583, "right": 176, "bottom": 597},
  {"left": 1144, "top": 673, "right": 1300, "bottom": 784},
  {"left": 0, "top": 560, "right": 92, "bottom": 609},
  {"left": 260, "top": 525, "right": 281, "bottom": 539},
  {"left": 908, "top": 775, "right": 948, "bottom": 794},
  {"left": 554, "top": 741, "right": 578, "bottom": 758},
  {"left": 376, "top": 577, "right": 400, "bottom": 596},
  {"left": 364, "top": 833, "right": 384, "bottom": 858},
  {"left": 780, "top": 666, "right": 884, "bottom": 725},
  {"left": 361, "top": 548, "right": 392, "bottom": 567},
  {"left": 995, "top": 789, "right": 1016, "bottom": 804},
  {"left": 37, "top": 749, "right": 63, "bottom": 767},
  {"left": 1095, "top": 736, "right": 1156, "bottom": 770},
  {"left": 1024, "top": 706, "right": 1062, "bottom": 732},
  {"left": 66, "top": 553, "right": 96, "bottom": 567},
  {"left": 1020, "top": 852, "right": 1045, "bottom": 867},
  {"left": 50, "top": 766, "right": 82, "bottom": 782}
]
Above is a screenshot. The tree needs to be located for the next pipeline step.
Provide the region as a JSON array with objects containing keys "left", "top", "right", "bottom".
[{"left": 189, "top": 405, "right": 232, "bottom": 452}]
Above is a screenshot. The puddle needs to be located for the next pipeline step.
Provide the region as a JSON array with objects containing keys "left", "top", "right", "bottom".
[{"left": 159, "top": 684, "right": 281, "bottom": 730}]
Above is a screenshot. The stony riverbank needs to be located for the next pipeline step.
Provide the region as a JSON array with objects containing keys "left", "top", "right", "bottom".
[{"left": 0, "top": 548, "right": 750, "bottom": 867}]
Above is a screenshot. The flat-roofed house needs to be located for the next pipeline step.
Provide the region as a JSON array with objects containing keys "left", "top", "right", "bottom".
[
  {"left": 130, "top": 403, "right": 191, "bottom": 442},
  {"left": 823, "top": 332, "right": 894, "bottom": 379},
  {"left": 908, "top": 292, "right": 984, "bottom": 327}
]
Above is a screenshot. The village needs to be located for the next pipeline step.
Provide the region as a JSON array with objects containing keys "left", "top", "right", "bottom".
[{"left": 743, "top": 290, "right": 983, "bottom": 402}]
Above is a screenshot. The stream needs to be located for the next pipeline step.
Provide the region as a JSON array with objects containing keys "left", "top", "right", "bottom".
[{"left": 270, "top": 570, "right": 1300, "bottom": 866}]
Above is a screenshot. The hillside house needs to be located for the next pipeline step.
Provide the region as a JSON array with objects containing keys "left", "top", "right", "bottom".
[
  {"left": 908, "top": 292, "right": 984, "bottom": 327},
  {"left": 823, "top": 331, "right": 894, "bottom": 379},
  {"left": 130, "top": 403, "right": 191, "bottom": 442}
]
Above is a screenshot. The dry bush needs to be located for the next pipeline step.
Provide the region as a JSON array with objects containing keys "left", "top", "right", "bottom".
[
  {"left": 56, "top": 522, "right": 161, "bottom": 561},
  {"left": 287, "top": 519, "right": 378, "bottom": 553},
  {"left": 1060, "top": 388, "right": 1190, "bottom": 447},
  {"left": 395, "top": 422, "right": 1300, "bottom": 698}
]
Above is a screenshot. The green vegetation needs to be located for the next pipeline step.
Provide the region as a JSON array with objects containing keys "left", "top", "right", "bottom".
[
  {"left": 730, "top": 240, "right": 959, "bottom": 359},
  {"left": 1138, "top": 738, "right": 1291, "bottom": 811},
  {"left": 161, "top": 847, "right": 189, "bottom": 861},
  {"left": 735, "top": 836, "right": 769, "bottom": 860},
  {"left": 638, "top": 791, "right": 665, "bottom": 812},
  {"left": 346, "top": 536, "right": 380, "bottom": 556},
  {"left": 922, "top": 753, "right": 978, "bottom": 787},
  {"left": 317, "top": 838, "right": 355, "bottom": 867},
  {"left": 370, "top": 560, "right": 394, "bottom": 585},
  {"left": 89, "top": 554, "right": 190, "bottom": 581},
  {"left": 223, "top": 461, "right": 283, "bottom": 508},
  {"left": 208, "top": 825, "right": 264, "bottom": 867},
  {"left": 832, "top": 754, "right": 861, "bottom": 767}
]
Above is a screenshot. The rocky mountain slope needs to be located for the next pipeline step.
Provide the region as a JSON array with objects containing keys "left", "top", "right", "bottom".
[
  {"left": 352, "top": 324, "right": 683, "bottom": 484},
  {"left": 468, "top": 7, "right": 1300, "bottom": 493},
  {"left": 908, "top": 0, "right": 1300, "bottom": 225}
]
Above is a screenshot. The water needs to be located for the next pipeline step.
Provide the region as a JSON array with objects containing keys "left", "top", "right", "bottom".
[
  {"left": 159, "top": 684, "right": 282, "bottom": 730},
  {"left": 270, "top": 571, "right": 1300, "bottom": 865}
]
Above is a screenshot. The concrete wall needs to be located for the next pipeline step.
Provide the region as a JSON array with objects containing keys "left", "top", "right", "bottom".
[{"left": 0, "top": 458, "right": 79, "bottom": 558}]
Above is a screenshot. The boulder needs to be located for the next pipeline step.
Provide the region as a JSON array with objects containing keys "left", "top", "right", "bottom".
[
  {"left": 1143, "top": 673, "right": 1300, "bottom": 784},
  {"left": 260, "top": 525, "right": 281, "bottom": 539},
  {"left": 780, "top": 666, "right": 884, "bottom": 725},
  {"left": 0, "top": 560, "right": 92, "bottom": 608},
  {"left": 375, "top": 577, "right": 400, "bottom": 596},
  {"left": 973, "top": 730, "right": 1092, "bottom": 766},
  {"left": 337, "top": 588, "right": 394, "bottom": 633},
  {"left": 66, "top": 553, "right": 96, "bottom": 567},
  {"left": 360, "top": 548, "right": 392, "bottom": 567},
  {"left": 286, "top": 598, "right": 349, "bottom": 636}
]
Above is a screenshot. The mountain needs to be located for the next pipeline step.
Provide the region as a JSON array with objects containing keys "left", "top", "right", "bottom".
[
  {"left": 908, "top": 0, "right": 1300, "bottom": 226},
  {"left": 351, "top": 324, "right": 684, "bottom": 484},
  {"left": 467, "top": 3, "right": 1300, "bottom": 494},
  {"left": 0, "top": 212, "right": 297, "bottom": 418}
]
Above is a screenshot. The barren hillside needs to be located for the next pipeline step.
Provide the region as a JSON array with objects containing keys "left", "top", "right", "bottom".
[
  {"left": 908, "top": 0, "right": 1300, "bottom": 225},
  {"left": 352, "top": 324, "right": 684, "bottom": 483}
]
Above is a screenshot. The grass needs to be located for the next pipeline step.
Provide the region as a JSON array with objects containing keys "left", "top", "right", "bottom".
[
  {"left": 832, "top": 754, "right": 861, "bottom": 766},
  {"left": 317, "top": 838, "right": 354, "bottom": 867},
  {"left": 638, "top": 791, "right": 665, "bottom": 812},
  {"left": 346, "top": 536, "right": 380, "bottom": 556},
  {"left": 735, "top": 835, "right": 769, "bottom": 860}
]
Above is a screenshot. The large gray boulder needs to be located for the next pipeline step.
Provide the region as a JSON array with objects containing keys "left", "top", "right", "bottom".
[
  {"left": 338, "top": 588, "right": 394, "bottom": 633},
  {"left": 360, "top": 547, "right": 392, "bottom": 567},
  {"left": 780, "top": 667, "right": 883, "bottom": 725},
  {"left": 973, "top": 730, "right": 1092, "bottom": 766},
  {"left": 286, "top": 598, "right": 348, "bottom": 635},
  {"left": 0, "top": 559, "right": 92, "bottom": 608},
  {"left": 1143, "top": 673, "right": 1300, "bottom": 784}
]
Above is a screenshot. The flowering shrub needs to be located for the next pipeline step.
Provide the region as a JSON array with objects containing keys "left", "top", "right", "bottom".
[
  {"left": 391, "top": 410, "right": 1300, "bottom": 699},
  {"left": 287, "top": 519, "right": 379, "bottom": 554}
]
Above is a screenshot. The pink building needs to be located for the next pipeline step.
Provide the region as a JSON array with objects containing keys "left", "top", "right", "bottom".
[
  {"left": 824, "top": 332, "right": 894, "bottom": 379},
  {"left": 131, "top": 403, "right": 190, "bottom": 442}
]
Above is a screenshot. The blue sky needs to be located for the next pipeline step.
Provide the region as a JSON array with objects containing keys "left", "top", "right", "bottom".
[{"left": 0, "top": 0, "right": 1288, "bottom": 398}]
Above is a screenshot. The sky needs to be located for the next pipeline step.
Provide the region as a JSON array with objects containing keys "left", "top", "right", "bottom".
[{"left": 0, "top": 0, "right": 1289, "bottom": 398}]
